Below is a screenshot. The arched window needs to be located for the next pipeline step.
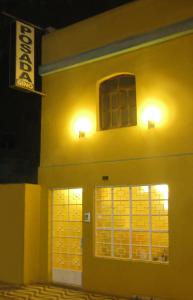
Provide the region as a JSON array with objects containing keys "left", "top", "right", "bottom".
[{"left": 99, "top": 74, "right": 137, "bottom": 130}]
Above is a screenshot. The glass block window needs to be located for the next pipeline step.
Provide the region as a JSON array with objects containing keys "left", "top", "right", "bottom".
[
  {"left": 99, "top": 74, "right": 137, "bottom": 130},
  {"left": 95, "top": 185, "right": 169, "bottom": 263}
]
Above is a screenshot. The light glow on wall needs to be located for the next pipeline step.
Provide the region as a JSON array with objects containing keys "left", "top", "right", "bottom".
[
  {"left": 142, "top": 106, "right": 162, "bottom": 128},
  {"left": 139, "top": 99, "right": 168, "bottom": 129},
  {"left": 71, "top": 110, "right": 95, "bottom": 138},
  {"left": 75, "top": 118, "right": 91, "bottom": 137}
]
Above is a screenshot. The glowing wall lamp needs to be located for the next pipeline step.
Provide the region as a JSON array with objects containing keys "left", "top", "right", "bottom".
[
  {"left": 142, "top": 106, "right": 162, "bottom": 129},
  {"left": 74, "top": 117, "right": 92, "bottom": 138}
]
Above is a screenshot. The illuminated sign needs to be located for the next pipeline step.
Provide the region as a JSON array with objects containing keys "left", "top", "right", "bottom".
[{"left": 15, "top": 21, "right": 35, "bottom": 91}]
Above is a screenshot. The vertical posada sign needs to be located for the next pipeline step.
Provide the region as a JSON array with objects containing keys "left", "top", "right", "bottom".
[
  {"left": 16, "top": 21, "right": 35, "bottom": 90},
  {"left": 10, "top": 21, "right": 35, "bottom": 92}
]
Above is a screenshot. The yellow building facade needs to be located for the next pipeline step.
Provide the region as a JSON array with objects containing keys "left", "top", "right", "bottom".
[
  {"left": 37, "top": 0, "right": 193, "bottom": 299},
  {"left": 0, "top": 184, "right": 40, "bottom": 284}
]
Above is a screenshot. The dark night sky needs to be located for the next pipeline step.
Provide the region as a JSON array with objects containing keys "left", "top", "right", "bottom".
[
  {"left": 0, "top": 0, "right": 136, "bottom": 183},
  {"left": 0, "top": 0, "right": 136, "bottom": 29}
]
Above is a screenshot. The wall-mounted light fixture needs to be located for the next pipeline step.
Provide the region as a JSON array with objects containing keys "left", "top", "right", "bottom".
[
  {"left": 79, "top": 131, "right": 85, "bottom": 138},
  {"left": 148, "top": 120, "right": 155, "bottom": 129},
  {"left": 74, "top": 117, "right": 92, "bottom": 138},
  {"left": 142, "top": 106, "right": 162, "bottom": 129}
]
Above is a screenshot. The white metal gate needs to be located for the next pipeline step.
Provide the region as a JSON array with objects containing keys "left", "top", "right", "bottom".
[{"left": 52, "top": 188, "right": 82, "bottom": 286}]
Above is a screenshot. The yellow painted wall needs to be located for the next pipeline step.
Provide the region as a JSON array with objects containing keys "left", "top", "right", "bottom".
[
  {"left": 0, "top": 184, "right": 41, "bottom": 284},
  {"left": 39, "top": 157, "right": 193, "bottom": 300},
  {"left": 0, "top": 184, "right": 25, "bottom": 284},
  {"left": 24, "top": 184, "right": 41, "bottom": 284},
  {"left": 39, "top": 1, "right": 193, "bottom": 299},
  {"left": 42, "top": 0, "right": 193, "bottom": 65},
  {"left": 40, "top": 33, "right": 193, "bottom": 166}
]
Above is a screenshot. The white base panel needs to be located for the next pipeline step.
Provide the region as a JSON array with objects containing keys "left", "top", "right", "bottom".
[{"left": 52, "top": 269, "right": 82, "bottom": 286}]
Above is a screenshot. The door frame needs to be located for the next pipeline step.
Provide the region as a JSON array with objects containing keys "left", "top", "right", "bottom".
[{"left": 50, "top": 187, "right": 83, "bottom": 287}]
